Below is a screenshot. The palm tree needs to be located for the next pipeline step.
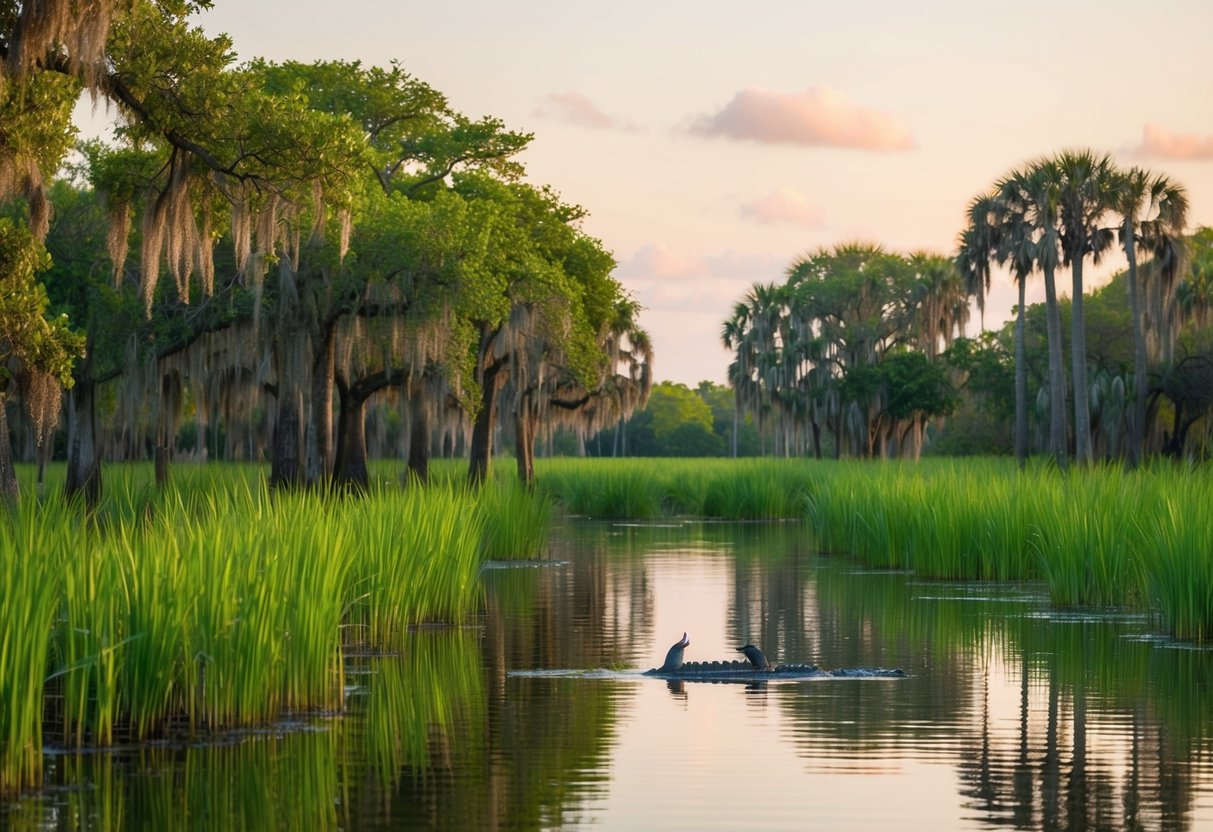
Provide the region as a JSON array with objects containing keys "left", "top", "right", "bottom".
[
  {"left": 998, "top": 162, "right": 1068, "bottom": 466},
  {"left": 958, "top": 192, "right": 1035, "bottom": 466},
  {"left": 1054, "top": 150, "right": 1118, "bottom": 464},
  {"left": 910, "top": 251, "right": 970, "bottom": 359},
  {"left": 722, "top": 282, "right": 786, "bottom": 454},
  {"left": 1113, "top": 167, "right": 1189, "bottom": 466}
]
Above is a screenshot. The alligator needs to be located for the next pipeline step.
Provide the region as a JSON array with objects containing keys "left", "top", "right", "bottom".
[
  {"left": 644, "top": 633, "right": 906, "bottom": 681},
  {"left": 642, "top": 660, "right": 905, "bottom": 681}
]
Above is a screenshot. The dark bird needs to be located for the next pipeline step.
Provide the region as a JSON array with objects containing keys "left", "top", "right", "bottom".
[
  {"left": 737, "top": 643, "right": 771, "bottom": 670},
  {"left": 660, "top": 632, "right": 690, "bottom": 671}
]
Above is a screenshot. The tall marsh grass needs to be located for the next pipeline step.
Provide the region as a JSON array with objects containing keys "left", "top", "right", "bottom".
[
  {"left": 535, "top": 456, "right": 1213, "bottom": 643},
  {"left": 536, "top": 458, "right": 813, "bottom": 520},
  {"left": 1, "top": 462, "right": 551, "bottom": 795}
]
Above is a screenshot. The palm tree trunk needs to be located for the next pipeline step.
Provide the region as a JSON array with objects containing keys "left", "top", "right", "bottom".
[
  {"left": 1124, "top": 220, "right": 1147, "bottom": 467},
  {"left": 1042, "top": 263, "right": 1069, "bottom": 467},
  {"left": 1014, "top": 276, "right": 1028, "bottom": 468},
  {"left": 1070, "top": 257, "right": 1093, "bottom": 464}
]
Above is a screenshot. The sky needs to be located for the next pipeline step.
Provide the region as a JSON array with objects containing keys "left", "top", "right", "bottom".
[{"left": 79, "top": 0, "right": 1213, "bottom": 386}]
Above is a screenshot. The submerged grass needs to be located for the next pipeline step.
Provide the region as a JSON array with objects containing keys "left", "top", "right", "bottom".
[{"left": 1, "top": 462, "right": 552, "bottom": 795}]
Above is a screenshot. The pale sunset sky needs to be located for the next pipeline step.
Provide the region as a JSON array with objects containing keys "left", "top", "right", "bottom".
[{"left": 82, "top": 0, "right": 1213, "bottom": 386}]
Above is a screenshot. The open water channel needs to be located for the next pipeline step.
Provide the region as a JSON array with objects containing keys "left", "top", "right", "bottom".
[{"left": 5, "top": 520, "right": 1213, "bottom": 830}]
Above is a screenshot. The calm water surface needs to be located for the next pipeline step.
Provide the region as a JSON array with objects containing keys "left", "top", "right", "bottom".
[{"left": 5, "top": 520, "right": 1213, "bottom": 830}]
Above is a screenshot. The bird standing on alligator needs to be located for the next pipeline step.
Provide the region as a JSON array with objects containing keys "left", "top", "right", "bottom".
[{"left": 737, "top": 643, "right": 771, "bottom": 670}]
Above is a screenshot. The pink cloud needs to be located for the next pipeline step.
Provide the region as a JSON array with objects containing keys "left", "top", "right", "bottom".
[
  {"left": 689, "top": 85, "right": 914, "bottom": 151},
  {"left": 739, "top": 186, "right": 824, "bottom": 228},
  {"left": 1133, "top": 123, "right": 1213, "bottom": 160},
  {"left": 615, "top": 244, "right": 787, "bottom": 311},
  {"left": 535, "top": 91, "right": 637, "bottom": 132},
  {"left": 616, "top": 243, "right": 706, "bottom": 280}
]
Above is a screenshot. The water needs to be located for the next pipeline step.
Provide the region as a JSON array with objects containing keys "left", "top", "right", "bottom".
[{"left": 5, "top": 520, "right": 1213, "bottom": 830}]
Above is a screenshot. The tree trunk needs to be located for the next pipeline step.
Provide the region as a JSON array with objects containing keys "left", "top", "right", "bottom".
[
  {"left": 468, "top": 358, "right": 505, "bottom": 487},
  {"left": 270, "top": 390, "right": 304, "bottom": 488},
  {"left": 1014, "top": 276, "right": 1028, "bottom": 468},
  {"left": 305, "top": 327, "right": 335, "bottom": 485},
  {"left": 1042, "top": 262, "right": 1069, "bottom": 467},
  {"left": 65, "top": 380, "right": 102, "bottom": 507},
  {"left": 1124, "top": 221, "right": 1147, "bottom": 468},
  {"left": 406, "top": 386, "right": 430, "bottom": 484},
  {"left": 332, "top": 393, "right": 369, "bottom": 490},
  {"left": 515, "top": 408, "right": 536, "bottom": 489},
  {"left": 0, "top": 397, "right": 20, "bottom": 505},
  {"left": 154, "top": 446, "right": 171, "bottom": 489},
  {"left": 1070, "top": 256, "right": 1093, "bottom": 464}
]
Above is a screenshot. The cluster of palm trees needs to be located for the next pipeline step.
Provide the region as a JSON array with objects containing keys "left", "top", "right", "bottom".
[
  {"left": 721, "top": 244, "right": 972, "bottom": 460},
  {"left": 958, "top": 149, "right": 1188, "bottom": 468},
  {"left": 723, "top": 148, "right": 1192, "bottom": 464}
]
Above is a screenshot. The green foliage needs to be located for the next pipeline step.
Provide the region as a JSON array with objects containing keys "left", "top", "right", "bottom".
[
  {"left": 0, "top": 218, "right": 84, "bottom": 385},
  {"left": 944, "top": 334, "right": 1015, "bottom": 422},
  {"left": 623, "top": 381, "right": 717, "bottom": 456},
  {"left": 879, "top": 350, "right": 956, "bottom": 421}
]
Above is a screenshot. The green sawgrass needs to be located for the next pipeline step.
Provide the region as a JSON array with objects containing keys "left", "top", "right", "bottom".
[
  {"left": 478, "top": 478, "right": 553, "bottom": 560},
  {"left": 51, "top": 533, "right": 127, "bottom": 747},
  {"left": 1141, "top": 474, "right": 1213, "bottom": 642},
  {"left": 536, "top": 459, "right": 664, "bottom": 519},
  {"left": 1, "top": 463, "right": 508, "bottom": 792},
  {"left": 536, "top": 457, "right": 1213, "bottom": 641},
  {"left": 701, "top": 461, "right": 811, "bottom": 519},
  {"left": 344, "top": 483, "right": 485, "bottom": 648},
  {"left": 1030, "top": 470, "right": 1148, "bottom": 607},
  {"left": 0, "top": 500, "right": 66, "bottom": 793}
]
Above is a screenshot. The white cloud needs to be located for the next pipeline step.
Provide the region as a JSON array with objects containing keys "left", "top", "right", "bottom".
[{"left": 688, "top": 85, "right": 915, "bottom": 151}]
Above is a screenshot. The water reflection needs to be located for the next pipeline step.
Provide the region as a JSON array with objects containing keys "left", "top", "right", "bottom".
[{"left": 5, "top": 520, "right": 1213, "bottom": 830}]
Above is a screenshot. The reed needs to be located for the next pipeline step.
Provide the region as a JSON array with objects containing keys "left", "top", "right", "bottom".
[
  {"left": 344, "top": 483, "right": 485, "bottom": 648},
  {"left": 536, "top": 457, "right": 1213, "bottom": 642},
  {"left": 1140, "top": 473, "right": 1213, "bottom": 642},
  {"left": 1, "top": 462, "right": 510, "bottom": 793},
  {"left": 0, "top": 501, "right": 64, "bottom": 793},
  {"left": 537, "top": 459, "right": 664, "bottom": 519},
  {"left": 477, "top": 478, "right": 553, "bottom": 560},
  {"left": 1030, "top": 469, "right": 1148, "bottom": 607}
]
